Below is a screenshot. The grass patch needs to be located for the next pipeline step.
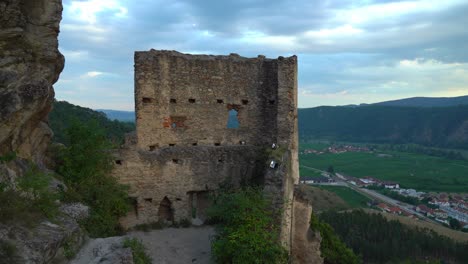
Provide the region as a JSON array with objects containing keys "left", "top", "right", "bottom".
[
  {"left": 318, "top": 186, "right": 370, "bottom": 208},
  {"left": 297, "top": 185, "right": 350, "bottom": 212},
  {"left": 299, "top": 166, "right": 323, "bottom": 178},
  {"left": 300, "top": 151, "right": 468, "bottom": 192},
  {"left": 123, "top": 238, "right": 152, "bottom": 264}
]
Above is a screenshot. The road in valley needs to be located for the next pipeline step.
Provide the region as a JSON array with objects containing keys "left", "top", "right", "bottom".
[{"left": 300, "top": 165, "right": 439, "bottom": 225}]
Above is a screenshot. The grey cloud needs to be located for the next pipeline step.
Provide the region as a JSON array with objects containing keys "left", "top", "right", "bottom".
[{"left": 57, "top": 0, "right": 468, "bottom": 110}]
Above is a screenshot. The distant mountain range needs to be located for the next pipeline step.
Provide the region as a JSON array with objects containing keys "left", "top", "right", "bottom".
[
  {"left": 371, "top": 95, "right": 468, "bottom": 107},
  {"left": 96, "top": 109, "right": 135, "bottom": 122}
]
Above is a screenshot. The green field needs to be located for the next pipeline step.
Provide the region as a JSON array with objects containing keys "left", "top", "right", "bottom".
[
  {"left": 299, "top": 142, "right": 331, "bottom": 151},
  {"left": 300, "top": 151, "right": 468, "bottom": 193},
  {"left": 318, "top": 186, "right": 371, "bottom": 208},
  {"left": 299, "top": 166, "right": 322, "bottom": 178}
]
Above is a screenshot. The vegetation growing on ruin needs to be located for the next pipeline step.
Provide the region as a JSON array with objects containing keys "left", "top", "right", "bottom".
[
  {"left": 207, "top": 187, "right": 288, "bottom": 264},
  {"left": 319, "top": 210, "right": 468, "bottom": 263},
  {"left": 57, "top": 120, "right": 129, "bottom": 237},
  {"left": 123, "top": 238, "right": 152, "bottom": 264}
]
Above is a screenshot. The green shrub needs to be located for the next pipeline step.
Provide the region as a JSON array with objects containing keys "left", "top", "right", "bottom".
[
  {"left": 57, "top": 120, "right": 129, "bottom": 237},
  {"left": 123, "top": 238, "right": 152, "bottom": 264},
  {"left": 207, "top": 187, "right": 288, "bottom": 264},
  {"left": 18, "top": 167, "right": 59, "bottom": 219},
  {"left": 0, "top": 167, "right": 59, "bottom": 226},
  {"left": 63, "top": 241, "right": 76, "bottom": 259},
  {"left": 0, "top": 152, "right": 16, "bottom": 163}
]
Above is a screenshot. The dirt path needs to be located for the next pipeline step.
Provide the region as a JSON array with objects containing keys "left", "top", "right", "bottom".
[{"left": 128, "top": 226, "right": 216, "bottom": 264}]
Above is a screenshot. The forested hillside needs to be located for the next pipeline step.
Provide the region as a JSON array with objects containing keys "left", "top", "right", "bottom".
[
  {"left": 298, "top": 105, "right": 468, "bottom": 149},
  {"left": 49, "top": 101, "right": 135, "bottom": 145},
  {"left": 319, "top": 210, "right": 468, "bottom": 263}
]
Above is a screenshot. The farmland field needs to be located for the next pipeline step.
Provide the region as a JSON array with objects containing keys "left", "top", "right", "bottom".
[{"left": 300, "top": 150, "right": 468, "bottom": 193}]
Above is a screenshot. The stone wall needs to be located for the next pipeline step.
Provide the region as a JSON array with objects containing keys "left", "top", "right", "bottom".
[{"left": 113, "top": 50, "right": 298, "bottom": 250}]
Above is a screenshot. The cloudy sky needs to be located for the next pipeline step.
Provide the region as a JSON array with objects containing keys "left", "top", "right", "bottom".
[{"left": 56, "top": 0, "right": 468, "bottom": 110}]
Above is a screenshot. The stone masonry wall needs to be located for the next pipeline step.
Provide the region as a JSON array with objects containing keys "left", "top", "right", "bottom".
[{"left": 113, "top": 50, "right": 298, "bottom": 251}]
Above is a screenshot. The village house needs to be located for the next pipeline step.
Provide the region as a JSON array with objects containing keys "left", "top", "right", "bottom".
[
  {"left": 441, "top": 206, "right": 468, "bottom": 223},
  {"left": 429, "top": 198, "right": 450, "bottom": 207},
  {"left": 377, "top": 203, "right": 390, "bottom": 212},
  {"left": 395, "top": 188, "right": 425, "bottom": 199},
  {"left": 383, "top": 181, "right": 400, "bottom": 189},
  {"left": 415, "top": 205, "right": 435, "bottom": 217},
  {"left": 433, "top": 209, "right": 448, "bottom": 219},
  {"left": 388, "top": 206, "right": 403, "bottom": 215}
]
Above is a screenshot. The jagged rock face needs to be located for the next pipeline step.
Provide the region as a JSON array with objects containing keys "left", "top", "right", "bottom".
[{"left": 0, "top": 0, "right": 64, "bottom": 164}]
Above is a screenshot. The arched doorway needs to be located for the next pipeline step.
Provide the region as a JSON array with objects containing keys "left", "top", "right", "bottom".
[{"left": 158, "top": 196, "right": 174, "bottom": 222}]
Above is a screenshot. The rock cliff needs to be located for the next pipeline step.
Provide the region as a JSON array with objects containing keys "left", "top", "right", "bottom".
[{"left": 0, "top": 0, "right": 64, "bottom": 166}]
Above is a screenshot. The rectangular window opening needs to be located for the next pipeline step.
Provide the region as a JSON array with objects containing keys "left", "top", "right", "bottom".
[
  {"left": 128, "top": 197, "right": 138, "bottom": 217},
  {"left": 172, "top": 159, "right": 179, "bottom": 164},
  {"left": 192, "top": 142, "right": 198, "bottom": 146},
  {"left": 144, "top": 198, "right": 153, "bottom": 203},
  {"left": 169, "top": 143, "right": 176, "bottom": 147},
  {"left": 217, "top": 99, "right": 224, "bottom": 104},
  {"left": 188, "top": 98, "right": 196, "bottom": 103},
  {"left": 242, "top": 99, "right": 249, "bottom": 105},
  {"left": 149, "top": 145, "right": 156, "bottom": 151},
  {"left": 170, "top": 98, "right": 177, "bottom": 104},
  {"left": 115, "top": 160, "right": 123, "bottom": 165},
  {"left": 269, "top": 99, "right": 276, "bottom": 105},
  {"left": 227, "top": 109, "right": 240, "bottom": 129},
  {"left": 142, "top": 97, "right": 153, "bottom": 103},
  {"left": 214, "top": 143, "right": 221, "bottom": 146}
]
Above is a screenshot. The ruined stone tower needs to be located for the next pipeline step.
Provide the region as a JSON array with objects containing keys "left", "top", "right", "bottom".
[{"left": 113, "top": 50, "right": 299, "bottom": 249}]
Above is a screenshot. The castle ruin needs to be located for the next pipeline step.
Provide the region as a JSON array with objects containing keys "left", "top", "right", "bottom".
[{"left": 113, "top": 50, "right": 299, "bottom": 250}]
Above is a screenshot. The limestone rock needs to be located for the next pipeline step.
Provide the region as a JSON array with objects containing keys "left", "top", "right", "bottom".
[
  {"left": 71, "top": 236, "right": 134, "bottom": 264},
  {"left": 59, "top": 203, "right": 90, "bottom": 221},
  {"left": 0, "top": 0, "right": 64, "bottom": 166},
  {"left": 291, "top": 185, "right": 324, "bottom": 264},
  {"left": 0, "top": 214, "right": 86, "bottom": 264}
]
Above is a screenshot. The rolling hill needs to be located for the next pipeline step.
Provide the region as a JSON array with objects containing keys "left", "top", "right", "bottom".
[
  {"left": 298, "top": 105, "right": 468, "bottom": 149},
  {"left": 49, "top": 101, "right": 135, "bottom": 144}
]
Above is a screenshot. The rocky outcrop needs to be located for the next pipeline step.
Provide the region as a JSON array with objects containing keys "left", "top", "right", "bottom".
[
  {"left": 0, "top": 203, "right": 89, "bottom": 264},
  {"left": 71, "top": 237, "right": 133, "bottom": 264},
  {"left": 0, "top": 0, "right": 64, "bottom": 166},
  {"left": 291, "top": 186, "right": 323, "bottom": 264}
]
